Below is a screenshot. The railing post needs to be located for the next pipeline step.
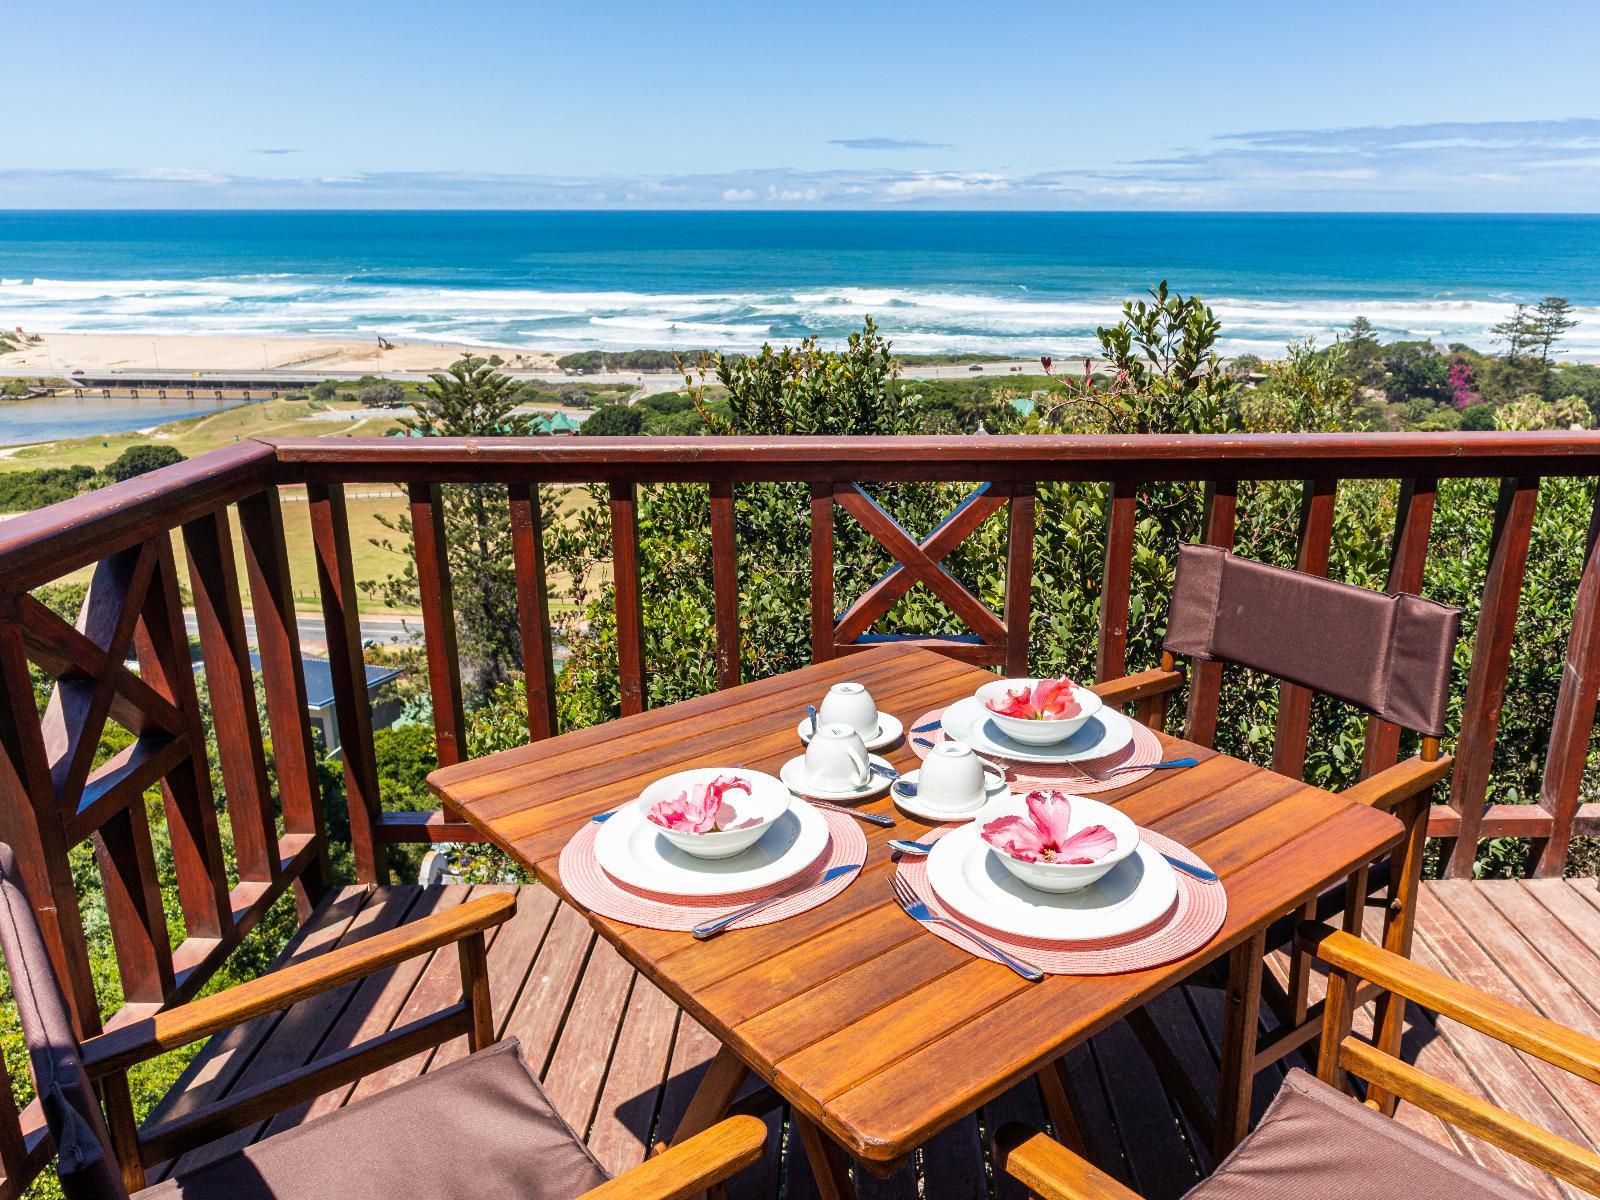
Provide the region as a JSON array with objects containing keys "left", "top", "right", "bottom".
[
  {"left": 1444, "top": 476, "right": 1540, "bottom": 878},
  {"left": 608, "top": 480, "right": 647, "bottom": 716},
  {"left": 409, "top": 482, "right": 467, "bottom": 766},
  {"left": 1005, "top": 480, "right": 1037, "bottom": 678},
  {"left": 238, "top": 487, "right": 330, "bottom": 915},
  {"left": 1184, "top": 479, "right": 1237, "bottom": 748},
  {"left": 1095, "top": 479, "right": 1136, "bottom": 683},
  {"left": 1532, "top": 487, "right": 1600, "bottom": 877},
  {"left": 0, "top": 612, "right": 100, "bottom": 1035},
  {"left": 509, "top": 484, "right": 559, "bottom": 740},
  {"left": 184, "top": 507, "right": 279, "bottom": 885},
  {"left": 308, "top": 482, "right": 387, "bottom": 884},
  {"left": 1362, "top": 478, "right": 1437, "bottom": 776},
  {"left": 709, "top": 479, "right": 742, "bottom": 689},
  {"left": 809, "top": 483, "right": 835, "bottom": 663},
  {"left": 1272, "top": 477, "right": 1337, "bottom": 779}
]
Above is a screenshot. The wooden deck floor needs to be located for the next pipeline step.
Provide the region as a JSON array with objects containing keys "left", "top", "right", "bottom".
[{"left": 144, "top": 878, "right": 1600, "bottom": 1200}]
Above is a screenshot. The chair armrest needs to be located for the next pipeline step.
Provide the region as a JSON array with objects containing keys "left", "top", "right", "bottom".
[
  {"left": 994, "top": 1124, "right": 1143, "bottom": 1200},
  {"left": 1091, "top": 668, "right": 1184, "bottom": 709},
  {"left": 1307, "top": 926, "right": 1600, "bottom": 1086},
  {"left": 578, "top": 1116, "right": 767, "bottom": 1200},
  {"left": 82, "top": 891, "right": 516, "bottom": 1077},
  {"left": 1338, "top": 752, "right": 1452, "bottom": 812}
]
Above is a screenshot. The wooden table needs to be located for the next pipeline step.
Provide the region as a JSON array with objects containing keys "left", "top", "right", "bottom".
[{"left": 432, "top": 646, "right": 1402, "bottom": 1195}]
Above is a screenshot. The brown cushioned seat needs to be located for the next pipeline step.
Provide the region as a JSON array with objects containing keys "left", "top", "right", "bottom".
[
  {"left": 142, "top": 1038, "right": 607, "bottom": 1200},
  {"left": 1186, "top": 1069, "right": 1540, "bottom": 1199}
]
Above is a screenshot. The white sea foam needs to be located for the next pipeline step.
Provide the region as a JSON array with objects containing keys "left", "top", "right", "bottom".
[{"left": 4, "top": 277, "right": 1598, "bottom": 358}]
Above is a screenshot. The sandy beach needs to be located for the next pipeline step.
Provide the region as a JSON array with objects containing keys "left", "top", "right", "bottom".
[{"left": 0, "top": 332, "right": 561, "bottom": 375}]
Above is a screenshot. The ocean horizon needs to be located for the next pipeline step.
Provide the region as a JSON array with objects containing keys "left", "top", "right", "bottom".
[{"left": 3, "top": 210, "right": 1599, "bottom": 360}]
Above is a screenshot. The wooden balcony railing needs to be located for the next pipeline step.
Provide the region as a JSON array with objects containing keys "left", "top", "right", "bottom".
[{"left": 0, "top": 431, "right": 1597, "bottom": 1194}]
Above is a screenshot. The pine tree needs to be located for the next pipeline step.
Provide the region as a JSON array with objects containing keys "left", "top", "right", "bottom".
[
  {"left": 1491, "top": 303, "right": 1533, "bottom": 363},
  {"left": 368, "top": 359, "right": 546, "bottom": 698},
  {"left": 1530, "top": 296, "right": 1579, "bottom": 366}
]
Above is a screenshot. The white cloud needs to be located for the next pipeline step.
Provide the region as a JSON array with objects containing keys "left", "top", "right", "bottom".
[{"left": 721, "top": 187, "right": 757, "bottom": 202}]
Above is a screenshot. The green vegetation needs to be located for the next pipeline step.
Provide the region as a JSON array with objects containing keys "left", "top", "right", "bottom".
[
  {"left": 556, "top": 349, "right": 695, "bottom": 373},
  {"left": 0, "top": 465, "right": 96, "bottom": 511},
  {"left": 106, "top": 442, "right": 185, "bottom": 482}
]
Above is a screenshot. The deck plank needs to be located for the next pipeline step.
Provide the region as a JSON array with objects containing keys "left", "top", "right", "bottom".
[{"left": 136, "top": 878, "right": 1600, "bottom": 1200}]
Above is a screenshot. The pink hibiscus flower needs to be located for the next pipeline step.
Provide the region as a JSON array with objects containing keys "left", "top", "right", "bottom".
[
  {"left": 981, "top": 790, "right": 1117, "bottom": 864},
  {"left": 646, "top": 774, "right": 755, "bottom": 834},
  {"left": 984, "top": 676, "right": 1084, "bottom": 720}
]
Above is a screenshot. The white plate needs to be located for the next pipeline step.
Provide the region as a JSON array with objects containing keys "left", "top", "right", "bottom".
[
  {"left": 925, "top": 822, "right": 1178, "bottom": 941},
  {"left": 940, "top": 697, "right": 1134, "bottom": 764},
  {"left": 889, "top": 769, "right": 1012, "bottom": 824},
  {"left": 779, "top": 753, "right": 895, "bottom": 801},
  {"left": 797, "top": 712, "right": 904, "bottom": 751},
  {"left": 593, "top": 799, "right": 829, "bottom": 897}
]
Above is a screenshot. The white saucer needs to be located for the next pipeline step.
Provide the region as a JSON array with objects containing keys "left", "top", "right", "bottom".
[
  {"left": 924, "top": 822, "right": 1178, "bottom": 940},
  {"left": 940, "top": 697, "right": 1134, "bottom": 764},
  {"left": 889, "top": 769, "right": 1011, "bottom": 824},
  {"left": 593, "top": 799, "right": 828, "bottom": 897},
  {"left": 797, "top": 712, "right": 904, "bottom": 751},
  {"left": 779, "top": 753, "right": 896, "bottom": 801}
]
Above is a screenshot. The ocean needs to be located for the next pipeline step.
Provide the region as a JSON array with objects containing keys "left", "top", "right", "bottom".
[{"left": 3, "top": 210, "right": 1599, "bottom": 359}]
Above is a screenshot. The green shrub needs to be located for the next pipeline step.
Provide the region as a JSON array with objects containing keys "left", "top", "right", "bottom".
[{"left": 105, "top": 444, "right": 184, "bottom": 483}]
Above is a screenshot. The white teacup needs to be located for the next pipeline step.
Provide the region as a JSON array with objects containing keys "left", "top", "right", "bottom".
[
  {"left": 818, "top": 682, "right": 879, "bottom": 740},
  {"left": 804, "top": 723, "right": 871, "bottom": 791},
  {"left": 916, "top": 743, "right": 1005, "bottom": 813}
]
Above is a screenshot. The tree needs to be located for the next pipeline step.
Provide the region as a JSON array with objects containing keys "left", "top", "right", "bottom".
[
  {"left": 1092, "top": 281, "right": 1236, "bottom": 433},
  {"left": 1381, "top": 343, "right": 1450, "bottom": 404},
  {"left": 357, "top": 381, "right": 406, "bottom": 407},
  {"left": 105, "top": 444, "right": 185, "bottom": 483},
  {"left": 311, "top": 381, "right": 339, "bottom": 401},
  {"left": 1530, "top": 296, "right": 1579, "bottom": 366},
  {"left": 1491, "top": 304, "right": 1534, "bottom": 363},
  {"left": 1338, "top": 316, "right": 1385, "bottom": 389},
  {"left": 580, "top": 404, "right": 643, "bottom": 436},
  {"left": 1459, "top": 402, "right": 1498, "bottom": 431},
  {"left": 367, "top": 358, "right": 540, "bottom": 698}
]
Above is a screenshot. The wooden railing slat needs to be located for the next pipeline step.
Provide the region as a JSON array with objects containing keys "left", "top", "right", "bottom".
[
  {"left": 1533, "top": 486, "right": 1600, "bottom": 877},
  {"left": 1444, "top": 475, "right": 1541, "bottom": 878},
  {"left": 609, "top": 481, "right": 647, "bottom": 716},
  {"left": 184, "top": 510, "right": 279, "bottom": 884},
  {"left": 710, "top": 479, "right": 741, "bottom": 690},
  {"left": 92, "top": 797, "right": 176, "bottom": 1004},
  {"left": 1272, "top": 478, "right": 1338, "bottom": 779},
  {"left": 509, "top": 485, "right": 559, "bottom": 741},
  {"left": 1005, "top": 481, "right": 1037, "bottom": 678},
  {"left": 307, "top": 482, "right": 388, "bottom": 885},
  {"left": 1362, "top": 478, "right": 1438, "bottom": 776},
  {"left": 1096, "top": 480, "right": 1137, "bottom": 682},
  {"left": 408, "top": 482, "right": 467, "bottom": 766},
  {"left": 237, "top": 488, "right": 330, "bottom": 916},
  {"left": 137, "top": 536, "right": 231, "bottom": 942},
  {"left": 1183, "top": 479, "right": 1238, "bottom": 748},
  {"left": 810, "top": 483, "right": 835, "bottom": 662}
]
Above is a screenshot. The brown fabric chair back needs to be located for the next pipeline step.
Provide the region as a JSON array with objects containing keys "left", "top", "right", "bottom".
[
  {"left": 0, "top": 843, "right": 130, "bottom": 1200},
  {"left": 1163, "top": 543, "right": 1462, "bottom": 738}
]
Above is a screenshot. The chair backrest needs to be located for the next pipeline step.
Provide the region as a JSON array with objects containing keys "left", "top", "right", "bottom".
[
  {"left": 0, "top": 843, "right": 130, "bottom": 1200},
  {"left": 1163, "top": 543, "right": 1462, "bottom": 739}
]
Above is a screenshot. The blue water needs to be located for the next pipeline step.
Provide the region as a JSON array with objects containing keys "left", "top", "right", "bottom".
[{"left": 2, "top": 211, "right": 1598, "bottom": 357}]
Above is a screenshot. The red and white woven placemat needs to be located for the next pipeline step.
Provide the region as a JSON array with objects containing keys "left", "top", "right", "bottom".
[
  {"left": 894, "top": 826, "right": 1225, "bottom": 976},
  {"left": 910, "top": 707, "right": 1164, "bottom": 793},
  {"left": 559, "top": 806, "right": 867, "bottom": 932}
]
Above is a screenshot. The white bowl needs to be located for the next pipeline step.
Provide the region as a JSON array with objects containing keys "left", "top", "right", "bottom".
[
  {"left": 982, "top": 795, "right": 1140, "bottom": 893},
  {"left": 975, "top": 678, "right": 1103, "bottom": 746},
  {"left": 635, "top": 768, "right": 791, "bottom": 860}
]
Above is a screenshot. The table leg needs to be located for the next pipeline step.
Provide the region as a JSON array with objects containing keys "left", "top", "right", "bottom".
[
  {"left": 665, "top": 1043, "right": 750, "bottom": 1149},
  {"left": 1214, "top": 929, "right": 1266, "bottom": 1159},
  {"left": 795, "top": 1114, "right": 857, "bottom": 1200}
]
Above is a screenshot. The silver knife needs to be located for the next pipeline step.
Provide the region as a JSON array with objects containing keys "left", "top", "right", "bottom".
[{"left": 691, "top": 863, "right": 860, "bottom": 938}]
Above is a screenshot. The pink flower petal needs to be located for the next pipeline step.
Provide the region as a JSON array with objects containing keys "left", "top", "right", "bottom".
[
  {"left": 984, "top": 685, "right": 1035, "bottom": 718},
  {"left": 981, "top": 814, "right": 1049, "bottom": 863},
  {"left": 1024, "top": 790, "right": 1076, "bottom": 848},
  {"left": 1051, "top": 824, "right": 1118, "bottom": 864}
]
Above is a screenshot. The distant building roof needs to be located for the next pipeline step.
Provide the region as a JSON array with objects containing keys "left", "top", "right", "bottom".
[
  {"left": 1009, "top": 396, "right": 1036, "bottom": 416},
  {"left": 546, "top": 412, "right": 581, "bottom": 433},
  {"left": 245, "top": 653, "right": 403, "bottom": 709}
]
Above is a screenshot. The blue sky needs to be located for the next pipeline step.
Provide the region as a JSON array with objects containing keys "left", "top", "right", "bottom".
[{"left": 7, "top": 0, "right": 1599, "bottom": 210}]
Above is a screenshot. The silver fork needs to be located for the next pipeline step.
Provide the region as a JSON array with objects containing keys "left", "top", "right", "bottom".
[{"left": 889, "top": 874, "right": 1043, "bottom": 982}]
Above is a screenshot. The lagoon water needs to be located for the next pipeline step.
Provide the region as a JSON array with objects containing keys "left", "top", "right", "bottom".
[
  {"left": 0, "top": 392, "right": 247, "bottom": 446},
  {"left": 2, "top": 210, "right": 1599, "bottom": 359}
]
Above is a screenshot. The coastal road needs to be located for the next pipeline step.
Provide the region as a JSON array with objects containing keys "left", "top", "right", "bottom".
[{"left": 182, "top": 609, "right": 424, "bottom": 647}]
